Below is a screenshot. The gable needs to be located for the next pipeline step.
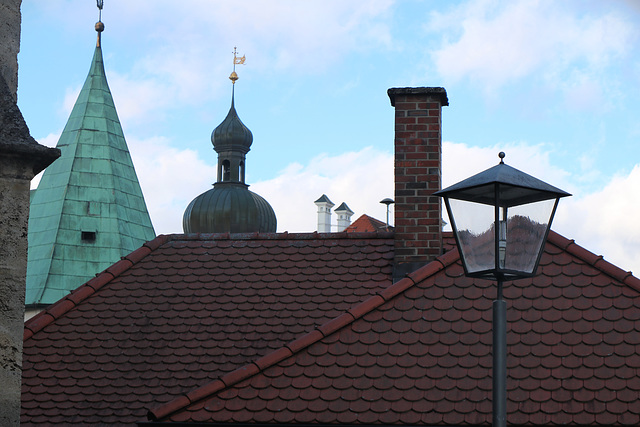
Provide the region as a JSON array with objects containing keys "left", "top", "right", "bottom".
[{"left": 345, "top": 214, "right": 389, "bottom": 233}]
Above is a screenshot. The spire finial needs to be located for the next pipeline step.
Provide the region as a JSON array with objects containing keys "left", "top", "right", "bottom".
[
  {"left": 499, "top": 151, "right": 506, "bottom": 164},
  {"left": 95, "top": 0, "right": 105, "bottom": 48},
  {"left": 229, "top": 46, "right": 246, "bottom": 85}
]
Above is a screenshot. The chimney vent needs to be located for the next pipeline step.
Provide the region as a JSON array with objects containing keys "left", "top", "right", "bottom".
[
  {"left": 314, "top": 194, "right": 334, "bottom": 233},
  {"left": 335, "top": 202, "right": 354, "bottom": 231}
]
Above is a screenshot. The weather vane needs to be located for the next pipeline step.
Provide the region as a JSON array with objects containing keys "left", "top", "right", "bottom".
[
  {"left": 97, "top": 0, "right": 104, "bottom": 21},
  {"left": 229, "top": 47, "right": 246, "bottom": 84}
]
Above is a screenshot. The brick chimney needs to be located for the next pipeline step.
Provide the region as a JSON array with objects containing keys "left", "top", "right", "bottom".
[{"left": 388, "top": 87, "right": 448, "bottom": 281}]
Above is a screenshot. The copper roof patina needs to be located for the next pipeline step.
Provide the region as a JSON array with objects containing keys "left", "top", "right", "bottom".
[
  {"left": 183, "top": 182, "right": 276, "bottom": 233},
  {"left": 26, "top": 19, "right": 155, "bottom": 307}
]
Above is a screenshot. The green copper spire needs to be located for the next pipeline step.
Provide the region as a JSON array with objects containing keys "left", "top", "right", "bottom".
[{"left": 26, "top": 16, "right": 155, "bottom": 307}]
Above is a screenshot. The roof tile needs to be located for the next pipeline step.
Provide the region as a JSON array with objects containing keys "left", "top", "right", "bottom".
[
  {"left": 23, "top": 230, "right": 640, "bottom": 426},
  {"left": 152, "top": 232, "right": 640, "bottom": 425},
  {"left": 23, "top": 232, "right": 394, "bottom": 425}
]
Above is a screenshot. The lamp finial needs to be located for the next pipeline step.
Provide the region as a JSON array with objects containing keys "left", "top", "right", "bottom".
[{"left": 95, "top": 0, "right": 105, "bottom": 47}]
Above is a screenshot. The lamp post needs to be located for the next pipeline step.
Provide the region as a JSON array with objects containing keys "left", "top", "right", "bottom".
[
  {"left": 380, "top": 198, "right": 394, "bottom": 230},
  {"left": 434, "top": 152, "right": 570, "bottom": 427}
]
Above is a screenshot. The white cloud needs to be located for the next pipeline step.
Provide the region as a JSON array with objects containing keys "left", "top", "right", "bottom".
[
  {"left": 106, "top": 70, "right": 176, "bottom": 124},
  {"left": 141, "top": 0, "right": 395, "bottom": 72},
  {"left": 556, "top": 165, "right": 640, "bottom": 275},
  {"left": 251, "top": 147, "right": 394, "bottom": 232},
  {"left": 126, "top": 136, "right": 216, "bottom": 234},
  {"left": 442, "top": 140, "right": 571, "bottom": 192},
  {"left": 46, "top": 0, "right": 396, "bottom": 131},
  {"left": 427, "top": 0, "right": 636, "bottom": 101}
]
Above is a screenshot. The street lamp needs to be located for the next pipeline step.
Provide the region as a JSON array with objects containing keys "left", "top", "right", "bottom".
[
  {"left": 434, "top": 152, "right": 570, "bottom": 427},
  {"left": 380, "top": 198, "right": 395, "bottom": 230}
]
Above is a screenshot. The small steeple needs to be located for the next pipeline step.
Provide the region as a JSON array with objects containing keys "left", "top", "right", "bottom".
[
  {"left": 211, "top": 49, "right": 252, "bottom": 184},
  {"left": 26, "top": 1, "right": 155, "bottom": 310},
  {"left": 183, "top": 49, "right": 276, "bottom": 234}
]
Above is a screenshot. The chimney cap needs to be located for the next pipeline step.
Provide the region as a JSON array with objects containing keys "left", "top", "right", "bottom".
[
  {"left": 314, "top": 194, "right": 334, "bottom": 206},
  {"left": 387, "top": 87, "right": 449, "bottom": 107},
  {"left": 335, "top": 202, "right": 354, "bottom": 214}
]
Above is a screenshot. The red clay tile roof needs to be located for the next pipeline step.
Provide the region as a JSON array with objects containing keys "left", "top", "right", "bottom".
[
  {"left": 148, "top": 231, "right": 640, "bottom": 426},
  {"left": 21, "top": 231, "right": 394, "bottom": 426},
  {"left": 345, "top": 214, "right": 390, "bottom": 233}
]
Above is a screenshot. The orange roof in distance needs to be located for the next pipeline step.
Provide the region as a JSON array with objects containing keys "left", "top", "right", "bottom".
[{"left": 344, "top": 214, "right": 390, "bottom": 233}]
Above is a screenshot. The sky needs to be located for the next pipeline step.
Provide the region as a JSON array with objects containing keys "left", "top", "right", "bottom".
[{"left": 17, "top": 0, "right": 640, "bottom": 275}]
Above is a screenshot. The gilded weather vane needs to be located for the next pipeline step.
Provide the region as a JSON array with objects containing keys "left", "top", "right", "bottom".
[
  {"left": 233, "top": 47, "right": 246, "bottom": 66},
  {"left": 229, "top": 47, "right": 246, "bottom": 84}
]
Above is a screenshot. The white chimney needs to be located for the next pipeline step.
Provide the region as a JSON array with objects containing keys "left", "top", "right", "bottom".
[
  {"left": 314, "top": 194, "right": 334, "bottom": 233},
  {"left": 335, "top": 202, "right": 354, "bottom": 231}
]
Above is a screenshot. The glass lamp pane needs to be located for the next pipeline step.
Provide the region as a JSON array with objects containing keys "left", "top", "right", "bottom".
[
  {"left": 448, "top": 199, "right": 495, "bottom": 273},
  {"left": 503, "top": 198, "right": 555, "bottom": 274}
]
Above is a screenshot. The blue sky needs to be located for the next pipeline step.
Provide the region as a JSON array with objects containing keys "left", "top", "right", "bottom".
[{"left": 18, "top": 0, "right": 640, "bottom": 273}]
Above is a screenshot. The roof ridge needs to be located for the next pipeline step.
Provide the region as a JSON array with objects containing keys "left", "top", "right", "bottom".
[
  {"left": 172, "top": 231, "right": 394, "bottom": 241},
  {"left": 23, "top": 235, "right": 169, "bottom": 341},
  {"left": 547, "top": 230, "right": 640, "bottom": 292},
  {"left": 147, "top": 248, "right": 457, "bottom": 422},
  {"left": 366, "top": 215, "right": 387, "bottom": 226}
]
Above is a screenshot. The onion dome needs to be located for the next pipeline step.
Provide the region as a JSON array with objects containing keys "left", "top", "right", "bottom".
[
  {"left": 183, "top": 48, "right": 277, "bottom": 234},
  {"left": 183, "top": 183, "right": 276, "bottom": 233},
  {"left": 211, "top": 93, "right": 253, "bottom": 154}
]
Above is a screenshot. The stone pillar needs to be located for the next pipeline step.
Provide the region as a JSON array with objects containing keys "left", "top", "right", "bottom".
[
  {"left": 0, "top": 1, "right": 60, "bottom": 424},
  {"left": 388, "top": 87, "right": 448, "bottom": 281},
  {"left": 0, "top": 0, "right": 22, "bottom": 101}
]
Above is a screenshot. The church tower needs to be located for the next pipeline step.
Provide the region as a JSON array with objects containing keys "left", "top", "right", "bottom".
[
  {"left": 183, "top": 49, "right": 276, "bottom": 233},
  {"left": 26, "top": 5, "right": 155, "bottom": 314}
]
